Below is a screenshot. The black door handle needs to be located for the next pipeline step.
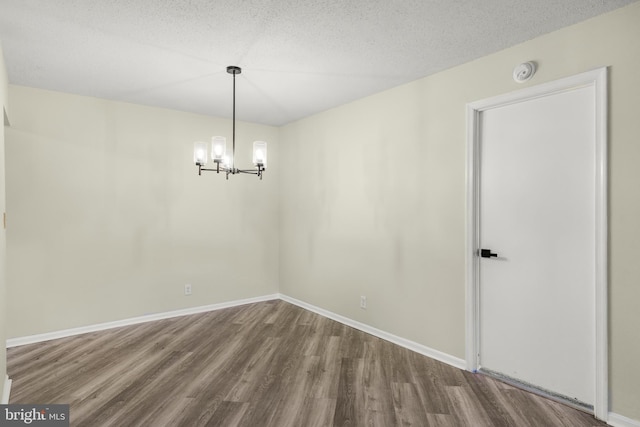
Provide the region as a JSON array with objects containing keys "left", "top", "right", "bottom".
[{"left": 480, "top": 249, "right": 498, "bottom": 258}]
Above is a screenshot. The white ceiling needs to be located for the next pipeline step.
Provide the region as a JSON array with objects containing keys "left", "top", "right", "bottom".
[{"left": 0, "top": 0, "right": 636, "bottom": 126}]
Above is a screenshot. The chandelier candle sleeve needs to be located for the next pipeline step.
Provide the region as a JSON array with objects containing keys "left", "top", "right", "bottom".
[
  {"left": 194, "top": 141, "right": 208, "bottom": 165},
  {"left": 211, "top": 136, "right": 226, "bottom": 162},
  {"left": 253, "top": 141, "right": 267, "bottom": 168}
]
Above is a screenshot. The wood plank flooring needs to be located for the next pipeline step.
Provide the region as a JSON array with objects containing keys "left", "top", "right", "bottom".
[{"left": 7, "top": 300, "right": 607, "bottom": 426}]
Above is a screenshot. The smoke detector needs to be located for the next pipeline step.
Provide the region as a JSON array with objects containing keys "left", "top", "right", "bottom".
[{"left": 513, "top": 62, "right": 536, "bottom": 83}]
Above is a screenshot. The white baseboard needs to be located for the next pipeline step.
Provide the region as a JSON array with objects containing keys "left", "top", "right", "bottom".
[
  {"left": 608, "top": 412, "right": 640, "bottom": 427},
  {"left": 7, "top": 292, "right": 466, "bottom": 370},
  {"left": 1, "top": 375, "right": 11, "bottom": 404},
  {"left": 278, "top": 293, "right": 467, "bottom": 370},
  {"left": 6, "top": 294, "right": 280, "bottom": 348}
]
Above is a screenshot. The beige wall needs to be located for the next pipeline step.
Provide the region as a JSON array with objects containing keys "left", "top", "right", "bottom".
[
  {"left": 5, "top": 86, "right": 280, "bottom": 337},
  {"left": 279, "top": 3, "right": 640, "bottom": 421},
  {"left": 0, "top": 42, "right": 8, "bottom": 400}
]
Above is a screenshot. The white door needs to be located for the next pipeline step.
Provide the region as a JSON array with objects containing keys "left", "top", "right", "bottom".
[{"left": 478, "top": 85, "right": 596, "bottom": 405}]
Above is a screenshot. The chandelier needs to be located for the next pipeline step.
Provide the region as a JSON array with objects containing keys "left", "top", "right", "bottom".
[{"left": 193, "top": 66, "right": 267, "bottom": 180}]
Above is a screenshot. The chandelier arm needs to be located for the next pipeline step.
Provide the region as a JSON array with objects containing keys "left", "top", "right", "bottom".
[
  {"left": 200, "top": 166, "right": 232, "bottom": 174},
  {"left": 199, "top": 167, "right": 263, "bottom": 177},
  {"left": 236, "top": 167, "right": 265, "bottom": 180}
]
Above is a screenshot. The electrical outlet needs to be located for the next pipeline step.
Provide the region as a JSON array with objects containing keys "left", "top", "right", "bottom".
[
  {"left": 360, "top": 295, "right": 367, "bottom": 309},
  {"left": 184, "top": 284, "right": 192, "bottom": 296}
]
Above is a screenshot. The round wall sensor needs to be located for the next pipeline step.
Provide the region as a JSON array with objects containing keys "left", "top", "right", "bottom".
[{"left": 513, "top": 62, "right": 536, "bottom": 83}]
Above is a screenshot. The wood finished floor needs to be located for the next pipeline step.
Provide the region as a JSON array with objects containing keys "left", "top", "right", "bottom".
[{"left": 7, "top": 300, "right": 607, "bottom": 427}]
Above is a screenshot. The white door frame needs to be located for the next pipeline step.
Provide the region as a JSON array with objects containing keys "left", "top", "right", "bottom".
[{"left": 465, "top": 67, "right": 608, "bottom": 420}]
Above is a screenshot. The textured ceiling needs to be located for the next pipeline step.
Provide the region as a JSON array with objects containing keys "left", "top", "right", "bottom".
[{"left": 0, "top": 0, "right": 637, "bottom": 126}]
